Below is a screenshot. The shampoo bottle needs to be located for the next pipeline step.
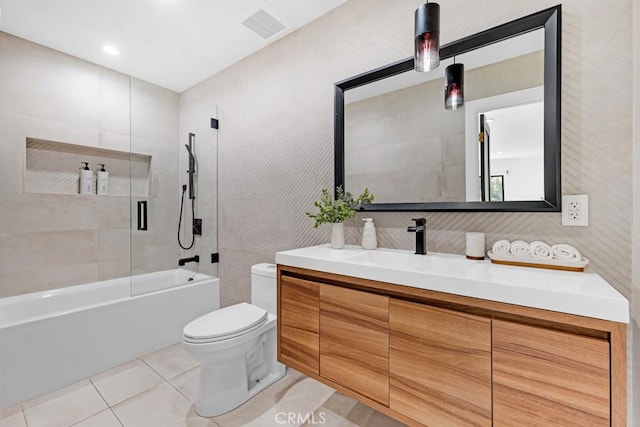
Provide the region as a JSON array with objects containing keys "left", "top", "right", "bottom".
[
  {"left": 79, "top": 162, "right": 92, "bottom": 195},
  {"left": 361, "top": 218, "right": 377, "bottom": 250},
  {"left": 97, "top": 163, "right": 109, "bottom": 195}
]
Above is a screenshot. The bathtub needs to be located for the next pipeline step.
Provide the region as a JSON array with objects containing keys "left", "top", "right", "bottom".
[{"left": 0, "top": 269, "right": 219, "bottom": 409}]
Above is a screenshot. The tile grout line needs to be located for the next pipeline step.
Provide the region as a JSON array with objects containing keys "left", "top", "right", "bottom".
[
  {"left": 20, "top": 404, "right": 28, "bottom": 427},
  {"left": 63, "top": 380, "right": 115, "bottom": 427},
  {"left": 109, "top": 407, "right": 125, "bottom": 427},
  {"left": 95, "top": 358, "right": 168, "bottom": 412},
  {"left": 88, "top": 378, "right": 110, "bottom": 408},
  {"left": 161, "top": 365, "right": 222, "bottom": 424},
  {"left": 139, "top": 357, "right": 167, "bottom": 380},
  {"left": 164, "top": 371, "right": 193, "bottom": 404},
  {"left": 87, "top": 360, "right": 152, "bottom": 427}
]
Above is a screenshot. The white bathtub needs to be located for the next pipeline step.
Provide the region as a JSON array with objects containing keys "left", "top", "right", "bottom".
[{"left": 0, "top": 269, "right": 219, "bottom": 409}]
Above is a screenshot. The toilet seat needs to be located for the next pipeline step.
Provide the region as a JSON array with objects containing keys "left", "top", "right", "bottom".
[{"left": 183, "top": 302, "right": 268, "bottom": 344}]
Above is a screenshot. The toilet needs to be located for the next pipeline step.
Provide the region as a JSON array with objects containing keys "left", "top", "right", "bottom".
[{"left": 182, "top": 263, "right": 286, "bottom": 417}]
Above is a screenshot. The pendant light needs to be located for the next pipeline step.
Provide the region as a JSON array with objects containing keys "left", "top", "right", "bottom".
[
  {"left": 445, "top": 58, "right": 464, "bottom": 110},
  {"left": 414, "top": 2, "right": 440, "bottom": 72}
]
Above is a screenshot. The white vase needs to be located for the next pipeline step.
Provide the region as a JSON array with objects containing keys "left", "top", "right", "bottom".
[{"left": 331, "top": 222, "right": 345, "bottom": 249}]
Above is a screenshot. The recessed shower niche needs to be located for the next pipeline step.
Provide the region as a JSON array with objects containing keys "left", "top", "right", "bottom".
[{"left": 25, "top": 138, "right": 151, "bottom": 197}]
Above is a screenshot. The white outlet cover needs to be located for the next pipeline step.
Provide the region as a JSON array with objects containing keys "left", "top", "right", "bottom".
[{"left": 562, "top": 195, "right": 589, "bottom": 226}]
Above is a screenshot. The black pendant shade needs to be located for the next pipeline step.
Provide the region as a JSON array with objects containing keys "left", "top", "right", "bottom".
[
  {"left": 445, "top": 63, "right": 464, "bottom": 110},
  {"left": 414, "top": 2, "right": 440, "bottom": 72}
]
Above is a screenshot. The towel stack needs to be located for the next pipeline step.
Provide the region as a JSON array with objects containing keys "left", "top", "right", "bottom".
[{"left": 491, "top": 239, "right": 582, "bottom": 261}]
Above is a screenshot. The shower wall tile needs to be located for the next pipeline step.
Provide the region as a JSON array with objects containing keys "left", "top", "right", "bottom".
[
  {"left": 0, "top": 264, "right": 98, "bottom": 297},
  {"left": 96, "top": 197, "right": 130, "bottom": 229},
  {"left": 98, "top": 260, "right": 131, "bottom": 282},
  {"left": 0, "top": 230, "right": 97, "bottom": 275},
  {"left": 0, "top": 194, "right": 97, "bottom": 234},
  {"left": 98, "top": 228, "right": 131, "bottom": 262},
  {"left": 145, "top": 246, "right": 180, "bottom": 274},
  {"left": 148, "top": 149, "right": 180, "bottom": 173},
  {"left": 0, "top": 112, "right": 97, "bottom": 155},
  {"left": 97, "top": 131, "right": 130, "bottom": 153},
  {"left": 0, "top": 32, "right": 180, "bottom": 297},
  {"left": 0, "top": 151, "right": 24, "bottom": 194},
  {"left": 97, "top": 73, "right": 131, "bottom": 136},
  {"left": 130, "top": 78, "right": 179, "bottom": 143}
]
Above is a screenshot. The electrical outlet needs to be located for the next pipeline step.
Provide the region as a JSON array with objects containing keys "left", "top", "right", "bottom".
[{"left": 562, "top": 195, "right": 588, "bottom": 226}]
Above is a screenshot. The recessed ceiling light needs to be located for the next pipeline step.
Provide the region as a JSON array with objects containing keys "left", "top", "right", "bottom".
[
  {"left": 102, "top": 45, "right": 120, "bottom": 56},
  {"left": 495, "top": 151, "right": 504, "bottom": 155}
]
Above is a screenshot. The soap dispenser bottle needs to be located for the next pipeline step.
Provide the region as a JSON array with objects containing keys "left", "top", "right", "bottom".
[
  {"left": 79, "top": 162, "right": 92, "bottom": 195},
  {"left": 97, "top": 163, "right": 109, "bottom": 195},
  {"left": 361, "top": 218, "right": 377, "bottom": 250}
]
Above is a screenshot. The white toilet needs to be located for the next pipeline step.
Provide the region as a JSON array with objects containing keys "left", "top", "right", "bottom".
[{"left": 182, "top": 263, "right": 286, "bottom": 417}]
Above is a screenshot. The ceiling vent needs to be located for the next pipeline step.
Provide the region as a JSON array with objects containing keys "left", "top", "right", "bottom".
[{"left": 241, "top": 9, "right": 286, "bottom": 39}]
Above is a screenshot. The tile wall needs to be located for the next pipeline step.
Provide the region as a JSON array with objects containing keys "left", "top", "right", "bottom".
[{"left": 0, "top": 32, "right": 180, "bottom": 297}]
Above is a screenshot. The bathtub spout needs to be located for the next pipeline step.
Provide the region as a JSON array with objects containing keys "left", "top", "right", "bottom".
[{"left": 178, "top": 255, "right": 200, "bottom": 266}]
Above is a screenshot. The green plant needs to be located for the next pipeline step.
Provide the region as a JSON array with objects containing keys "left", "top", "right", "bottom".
[{"left": 306, "top": 186, "right": 375, "bottom": 228}]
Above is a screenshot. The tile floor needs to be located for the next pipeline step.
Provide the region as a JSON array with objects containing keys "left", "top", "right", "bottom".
[{"left": 0, "top": 344, "right": 405, "bottom": 427}]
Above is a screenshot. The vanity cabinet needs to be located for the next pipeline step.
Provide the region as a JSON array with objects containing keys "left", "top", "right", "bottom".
[
  {"left": 276, "top": 265, "right": 627, "bottom": 427},
  {"left": 389, "top": 300, "right": 492, "bottom": 426},
  {"left": 320, "top": 285, "right": 389, "bottom": 405}
]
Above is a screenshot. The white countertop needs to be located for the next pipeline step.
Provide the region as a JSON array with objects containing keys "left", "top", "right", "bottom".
[{"left": 276, "top": 245, "right": 629, "bottom": 323}]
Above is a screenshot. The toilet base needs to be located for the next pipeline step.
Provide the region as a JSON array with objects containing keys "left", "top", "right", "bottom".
[
  {"left": 195, "top": 367, "right": 286, "bottom": 417},
  {"left": 189, "top": 320, "right": 286, "bottom": 417}
]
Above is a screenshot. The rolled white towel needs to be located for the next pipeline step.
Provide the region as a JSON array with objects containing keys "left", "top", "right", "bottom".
[
  {"left": 552, "top": 244, "right": 582, "bottom": 261},
  {"left": 530, "top": 241, "right": 553, "bottom": 260},
  {"left": 510, "top": 240, "right": 530, "bottom": 255},
  {"left": 492, "top": 239, "right": 511, "bottom": 255}
]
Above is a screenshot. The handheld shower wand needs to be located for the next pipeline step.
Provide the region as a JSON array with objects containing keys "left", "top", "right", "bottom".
[
  {"left": 178, "top": 133, "right": 198, "bottom": 250},
  {"left": 185, "top": 133, "right": 196, "bottom": 200}
]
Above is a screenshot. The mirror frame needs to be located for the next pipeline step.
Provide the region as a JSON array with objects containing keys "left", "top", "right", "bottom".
[{"left": 334, "top": 5, "right": 561, "bottom": 212}]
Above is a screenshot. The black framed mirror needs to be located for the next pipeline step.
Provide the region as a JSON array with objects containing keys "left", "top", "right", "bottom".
[{"left": 334, "top": 5, "right": 560, "bottom": 212}]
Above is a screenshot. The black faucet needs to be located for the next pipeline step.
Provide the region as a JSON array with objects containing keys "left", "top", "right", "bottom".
[
  {"left": 178, "top": 255, "right": 199, "bottom": 266},
  {"left": 407, "top": 218, "right": 427, "bottom": 255}
]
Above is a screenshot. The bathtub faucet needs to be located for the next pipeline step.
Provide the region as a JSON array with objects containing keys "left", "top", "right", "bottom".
[{"left": 178, "top": 255, "right": 200, "bottom": 266}]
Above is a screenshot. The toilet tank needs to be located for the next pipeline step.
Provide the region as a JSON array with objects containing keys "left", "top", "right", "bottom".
[{"left": 251, "top": 263, "right": 277, "bottom": 316}]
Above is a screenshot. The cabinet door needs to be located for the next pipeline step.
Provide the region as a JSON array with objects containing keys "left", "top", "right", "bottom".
[
  {"left": 320, "top": 284, "right": 389, "bottom": 405},
  {"left": 493, "top": 319, "right": 610, "bottom": 426},
  {"left": 389, "top": 299, "right": 492, "bottom": 427},
  {"left": 278, "top": 276, "right": 319, "bottom": 374}
]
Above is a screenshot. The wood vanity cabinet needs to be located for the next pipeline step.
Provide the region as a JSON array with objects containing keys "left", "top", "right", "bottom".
[{"left": 276, "top": 265, "right": 627, "bottom": 427}]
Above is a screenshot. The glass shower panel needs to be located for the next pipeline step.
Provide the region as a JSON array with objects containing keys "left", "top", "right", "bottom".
[{"left": 129, "top": 77, "right": 218, "bottom": 296}]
